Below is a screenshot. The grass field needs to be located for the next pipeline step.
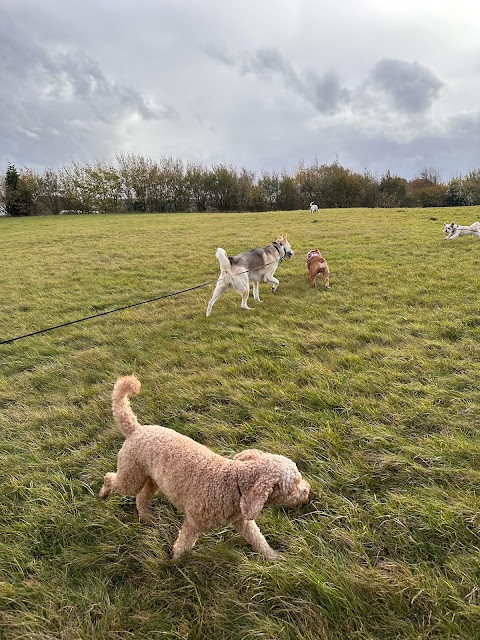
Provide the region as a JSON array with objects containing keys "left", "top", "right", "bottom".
[{"left": 1, "top": 207, "right": 479, "bottom": 639}]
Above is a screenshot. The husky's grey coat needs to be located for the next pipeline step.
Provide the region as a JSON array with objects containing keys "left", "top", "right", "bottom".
[{"left": 206, "top": 234, "right": 294, "bottom": 316}]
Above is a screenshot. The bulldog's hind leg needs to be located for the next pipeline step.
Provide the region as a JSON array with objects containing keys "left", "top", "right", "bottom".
[{"left": 323, "top": 266, "right": 330, "bottom": 289}]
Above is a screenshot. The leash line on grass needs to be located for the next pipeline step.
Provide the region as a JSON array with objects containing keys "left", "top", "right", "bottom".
[
  {"left": 0, "top": 280, "right": 218, "bottom": 345},
  {"left": 0, "top": 258, "right": 284, "bottom": 346}
]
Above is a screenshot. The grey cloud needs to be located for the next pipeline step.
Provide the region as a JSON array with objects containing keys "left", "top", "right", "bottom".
[
  {"left": 0, "top": 8, "right": 177, "bottom": 167},
  {"left": 60, "top": 52, "right": 111, "bottom": 99},
  {"left": 207, "top": 46, "right": 442, "bottom": 119},
  {"left": 448, "top": 111, "right": 480, "bottom": 136},
  {"left": 38, "top": 50, "right": 164, "bottom": 121},
  {"left": 241, "top": 49, "right": 306, "bottom": 98},
  {"left": 203, "top": 44, "right": 236, "bottom": 68},
  {"left": 0, "top": 15, "right": 47, "bottom": 77},
  {"left": 367, "top": 58, "right": 443, "bottom": 113},
  {"left": 245, "top": 48, "right": 351, "bottom": 115},
  {"left": 207, "top": 46, "right": 350, "bottom": 115},
  {"left": 242, "top": 48, "right": 291, "bottom": 76},
  {"left": 2, "top": 0, "right": 478, "bottom": 182},
  {"left": 297, "top": 111, "right": 480, "bottom": 180},
  {"left": 305, "top": 70, "right": 351, "bottom": 115}
]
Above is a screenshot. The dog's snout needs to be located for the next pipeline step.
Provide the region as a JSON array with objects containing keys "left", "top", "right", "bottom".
[
  {"left": 300, "top": 480, "right": 310, "bottom": 499},
  {"left": 292, "top": 479, "right": 310, "bottom": 505}
]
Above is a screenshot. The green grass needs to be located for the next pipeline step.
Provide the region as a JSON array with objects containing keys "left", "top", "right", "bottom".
[{"left": 1, "top": 207, "right": 479, "bottom": 639}]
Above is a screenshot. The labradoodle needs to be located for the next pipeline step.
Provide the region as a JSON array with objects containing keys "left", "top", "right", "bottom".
[{"left": 99, "top": 376, "right": 310, "bottom": 560}]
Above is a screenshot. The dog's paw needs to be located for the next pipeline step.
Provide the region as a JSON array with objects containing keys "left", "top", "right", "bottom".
[
  {"left": 264, "top": 549, "right": 282, "bottom": 561},
  {"left": 99, "top": 472, "right": 115, "bottom": 498},
  {"left": 136, "top": 510, "right": 154, "bottom": 524}
]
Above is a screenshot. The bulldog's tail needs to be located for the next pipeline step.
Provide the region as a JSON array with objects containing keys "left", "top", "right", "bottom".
[{"left": 111, "top": 375, "right": 142, "bottom": 438}]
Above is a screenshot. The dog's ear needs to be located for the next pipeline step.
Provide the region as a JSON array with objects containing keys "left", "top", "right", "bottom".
[
  {"left": 277, "top": 233, "right": 284, "bottom": 244},
  {"left": 234, "top": 449, "right": 264, "bottom": 462},
  {"left": 239, "top": 472, "right": 278, "bottom": 520}
]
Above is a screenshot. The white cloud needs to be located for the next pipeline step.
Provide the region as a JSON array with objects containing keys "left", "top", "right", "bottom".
[{"left": 1, "top": 0, "right": 480, "bottom": 178}]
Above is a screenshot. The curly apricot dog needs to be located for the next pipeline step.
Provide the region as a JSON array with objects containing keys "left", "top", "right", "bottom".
[{"left": 100, "top": 376, "right": 310, "bottom": 560}]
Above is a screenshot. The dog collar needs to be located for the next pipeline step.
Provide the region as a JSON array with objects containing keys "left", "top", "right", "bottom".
[{"left": 272, "top": 241, "right": 284, "bottom": 260}]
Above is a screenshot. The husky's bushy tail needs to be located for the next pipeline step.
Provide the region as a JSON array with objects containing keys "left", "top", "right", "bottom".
[
  {"left": 471, "top": 221, "right": 480, "bottom": 231},
  {"left": 111, "top": 376, "right": 141, "bottom": 438},
  {"left": 215, "top": 248, "right": 233, "bottom": 285}
]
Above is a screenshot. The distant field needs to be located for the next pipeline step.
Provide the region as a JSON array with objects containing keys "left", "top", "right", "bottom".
[{"left": 1, "top": 207, "right": 479, "bottom": 639}]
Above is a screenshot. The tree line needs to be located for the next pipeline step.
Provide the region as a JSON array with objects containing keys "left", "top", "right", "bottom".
[{"left": 2, "top": 154, "right": 480, "bottom": 216}]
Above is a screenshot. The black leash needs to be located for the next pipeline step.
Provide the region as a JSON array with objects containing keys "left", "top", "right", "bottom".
[
  {"left": 0, "top": 280, "right": 217, "bottom": 345},
  {"left": 1, "top": 258, "right": 285, "bottom": 346}
]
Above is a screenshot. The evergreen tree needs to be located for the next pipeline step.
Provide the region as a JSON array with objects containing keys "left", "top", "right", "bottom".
[{"left": 5, "top": 163, "right": 33, "bottom": 216}]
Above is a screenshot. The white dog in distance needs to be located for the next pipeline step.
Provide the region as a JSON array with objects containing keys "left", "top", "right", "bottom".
[
  {"left": 309, "top": 202, "right": 319, "bottom": 213},
  {"left": 444, "top": 221, "right": 480, "bottom": 240}
]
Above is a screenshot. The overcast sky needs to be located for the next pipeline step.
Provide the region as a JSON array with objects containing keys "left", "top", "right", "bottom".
[{"left": 1, "top": 0, "right": 479, "bottom": 180}]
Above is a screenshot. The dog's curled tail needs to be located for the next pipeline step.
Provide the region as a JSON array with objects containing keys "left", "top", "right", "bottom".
[
  {"left": 112, "top": 375, "right": 141, "bottom": 438},
  {"left": 471, "top": 221, "right": 480, "bottom": 231},
  {"left": 215, "top": 247, "right": 234, "bottom": 285},
  {"left": 215, "top": 247, "right": 231, "bottom": 272}
]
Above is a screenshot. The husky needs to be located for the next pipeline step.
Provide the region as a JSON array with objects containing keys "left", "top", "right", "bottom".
[
  {"left": 444, "top": 221, "right": 480, "bottom": 239},
  {"left": 309, "top": 202, "right": 319, "bottom": 213},
  {"left": 206, "top": 234, "right": 294, "bottom": 316}
]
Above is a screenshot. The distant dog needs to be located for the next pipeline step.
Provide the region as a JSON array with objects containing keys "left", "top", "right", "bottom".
[
  {"left": 306, "top": 249, "right": 330, "bottom": 289},
  {"left": 100, "top": 375, "right": 310, "bottom": 560},
  {"left": 206, "top": 234, "right": 294, "bottom": 316},
  {"left": 444, "top": 221, "right": 480, "bottom": 240},
  {"left": 309, "top": 202, "right": 319, "bottom": 214}
]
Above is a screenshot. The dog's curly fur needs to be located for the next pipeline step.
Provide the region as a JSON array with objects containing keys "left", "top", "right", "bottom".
[{"left": 100, "top": 376, "right": 310, "bottom": 560}]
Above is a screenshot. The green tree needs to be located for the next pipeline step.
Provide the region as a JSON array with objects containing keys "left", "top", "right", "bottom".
[
  {"left": 408, "top": 168, "right": 446, "bottom": 207},
  {"left": 379, "top": 171, "right": 409, "bottom": 207},
  {"left": 295, "top": 160, "right": 323, "bottom": 206},
  {"left": 277, "top": 172, "right": 299, "bottom": 210},
  {"left": 206, "top": 164, "right": 239, "bottom": 211},
  {"left": 35, "top": 168, "right": 61, "bottom": 215},
  {"left": 317, "top": 163, "right": 365, "bottom": 208},
  {"left": 257, "top": 171, "right": 280, "bottom": 210},
  {"left": 444, "top": 177, "right": 470, "bottom": 206},
  {"left": 5, "top": 163, "right": 34, "bottom": 216},
  {"left": 462, "top": 169, "right": 480, "bottom": 205},
  {"left": 185, "top": 162, "right": 209, "bottom": 211}
]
